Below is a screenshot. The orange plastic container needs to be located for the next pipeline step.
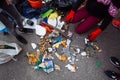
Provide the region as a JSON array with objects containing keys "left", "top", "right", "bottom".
[{"left": 28, "top": 0, "right": 42, "bottom": 8}]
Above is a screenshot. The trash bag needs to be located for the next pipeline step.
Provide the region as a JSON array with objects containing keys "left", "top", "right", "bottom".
[
  {"left": 52, "top": 0, "right": 77, "bottom": 12},
  {"left": 43, "top": 0, "right": 77, "bottom": 13},
  {"left": 54, "top": 0, "right": 73, "bottom": 8},
  {"left": 0, "top": 41, "right": 22, "bottom": 64}
]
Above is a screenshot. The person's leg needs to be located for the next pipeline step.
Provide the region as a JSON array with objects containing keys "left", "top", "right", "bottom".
[
  {"left": 0, "top": 12, "right": 17, "bottom": 35},
  {"left": 1, "top": 1, "right": 34, "bottom": 33},
  {"left": 1, "top": 1, "right": 23, "bottom": 28},
  {"left": 71, "top": 7, "right": 90, "bottom": 23},
  {"left": 75, "top": 16, "right": 101, "bottom": 34},
  {"left": 0, "top": 13, "right": 27, "bottom": 44}
]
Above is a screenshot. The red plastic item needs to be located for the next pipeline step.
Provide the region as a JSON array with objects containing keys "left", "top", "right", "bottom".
[
  {"left": 28, "top": 0, "right": 42, "bottom": 8},
  {"left": 40, "top": 23, "right": 53, "bottom": 33}
]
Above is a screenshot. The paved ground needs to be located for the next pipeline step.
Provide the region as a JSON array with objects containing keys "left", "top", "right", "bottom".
[{"left": 0, "top": 20, "right": 120, "bottom": 80}]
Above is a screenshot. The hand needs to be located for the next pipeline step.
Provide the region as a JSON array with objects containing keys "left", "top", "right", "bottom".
[
  {"left": 65, "top": 10, "right": 75, "bottom": 23},
  {"left": 6, "top": 0, "right": 13, "bottom": 5},
  {"left": 88, "top": 28, "right": 102, "bottom": 42}
]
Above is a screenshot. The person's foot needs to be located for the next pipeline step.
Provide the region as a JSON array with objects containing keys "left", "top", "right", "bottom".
[
  {"left": 18, "top": 28, "right": 34, "bottom": 34},
  {"left": 15, "top": 35, "right": 27, "bottom": 44},
  {"left": 3, "top": 32, "right": 9, "bottom": 35},
  {"left": 104, "top": 70, "right": 120, "bottom": 79},
  {"left": 112, "top": 19, "right": 120, "bottom": 29},
  {"left": 110, "top": 57, "right": 120, "bottom": 70}
]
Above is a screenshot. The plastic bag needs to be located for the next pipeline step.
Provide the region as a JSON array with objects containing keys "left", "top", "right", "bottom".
[
  {"left": 52, "top": 0, "right": 77, "bottom": 12},
  {"left": 0, "top": 41, "right": 22, "bottom": 64}
]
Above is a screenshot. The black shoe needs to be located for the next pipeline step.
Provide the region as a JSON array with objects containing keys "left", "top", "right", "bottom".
[
  {"left": 15, "top": 35, "right": 27, "bottom": 44},
  {"left": 110, "top": 57, "right": 120, "bottom": 69},
  {"left": 18, "top": 28, "right": 34, "bottom": 34},
  {"left": 3, "top": 32, "right": 9, "bottom": 35},
  {"left": 104, "top": 70, "right": 119, "bottom": 79}
]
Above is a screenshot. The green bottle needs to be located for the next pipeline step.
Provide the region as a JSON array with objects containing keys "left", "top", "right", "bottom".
[{"left": 41, "top": 9, "right": 54, "bottom": 18}]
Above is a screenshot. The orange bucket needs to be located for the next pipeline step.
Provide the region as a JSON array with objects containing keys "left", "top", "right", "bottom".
[{"left": 28, "top": 0, "right": 42, "bottom": 8}]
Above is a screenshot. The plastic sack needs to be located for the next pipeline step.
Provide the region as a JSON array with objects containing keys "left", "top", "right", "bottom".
[
  {"left": 43, "top": 0, "right": 77, "bottom": 13},
  {"left": 53, "top": 0, "right": 73, "bottom": 8},
  {"left": 52, "top": 0, "right": 77, "bottom": 12},
  {"left": 0, "top": 41, "right": 22, "bottom": 64}
]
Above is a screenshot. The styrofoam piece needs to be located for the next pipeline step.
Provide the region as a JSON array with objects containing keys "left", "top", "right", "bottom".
[
  {"left": 31, "top": 43, "right": 37, "bottom": 49},
  {"left": 81, "top": 51, "right": 87, "bottom": 56},
  {"left": 35, "top": 25, "right": 46, "bottom": 37}
]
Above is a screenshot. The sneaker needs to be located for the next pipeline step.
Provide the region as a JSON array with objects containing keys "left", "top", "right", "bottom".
[
  {"left": 15, "top": 35, "right": 28, "bottom": 44},
  {"left": 104, "top": 70, "right": 120, "bottom": 79},
  {"left": 110, "top": 57, "right": 120, "bottom": 69},
  {"left": 3, "top": 32, "right": 9, "bottom": 35},
  {"left": 18, "top": 28, "right": 34, "bottom": 34}
]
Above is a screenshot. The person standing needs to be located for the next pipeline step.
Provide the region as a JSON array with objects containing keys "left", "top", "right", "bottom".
[{"left": 0, "top": 0, "right": 33, "bottom": 44}]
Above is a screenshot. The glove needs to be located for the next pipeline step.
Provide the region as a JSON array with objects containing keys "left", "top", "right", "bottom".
[
  {"left": 65, "top": 10, "right": 75, "bottom": 23},
  {"left": 88, "top": 28, "right": 102, "bottom": 42}
]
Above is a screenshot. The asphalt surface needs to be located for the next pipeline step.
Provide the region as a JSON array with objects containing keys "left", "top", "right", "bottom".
[{"left": 0, "top": 19, "right": 120, "bottom": 80}]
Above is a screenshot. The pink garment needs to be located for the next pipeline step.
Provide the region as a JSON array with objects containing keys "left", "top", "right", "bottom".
[
  {"left": 108, "top": 3, "right": 119, "bottom": 17},
  {"left": 71, "top": 7, "right": 101, "bottom": 34},
  {"left": 118, "top": 78, "right": 120, "bottom": 80},
  {"left": 97, "top": 0, "right": 119, "bottom": 17},
  {"left": 97, "top": 0, "right": 111, "bottom": 5}
]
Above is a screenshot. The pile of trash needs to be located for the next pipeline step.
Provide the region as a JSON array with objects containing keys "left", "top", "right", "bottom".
[
  {"left": 26, "top": 36, "right": 80, "bottom": 73},
  {"left": 23, "top": 8, "right": 103, "bottom": 73},
  {"left": 22, "top": 8, "right": 81, "bottom": 73}
]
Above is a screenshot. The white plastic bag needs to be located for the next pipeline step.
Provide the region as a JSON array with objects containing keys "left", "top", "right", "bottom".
[{"left": 0, "top": 41, "right": 22, "bottom": 64}]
